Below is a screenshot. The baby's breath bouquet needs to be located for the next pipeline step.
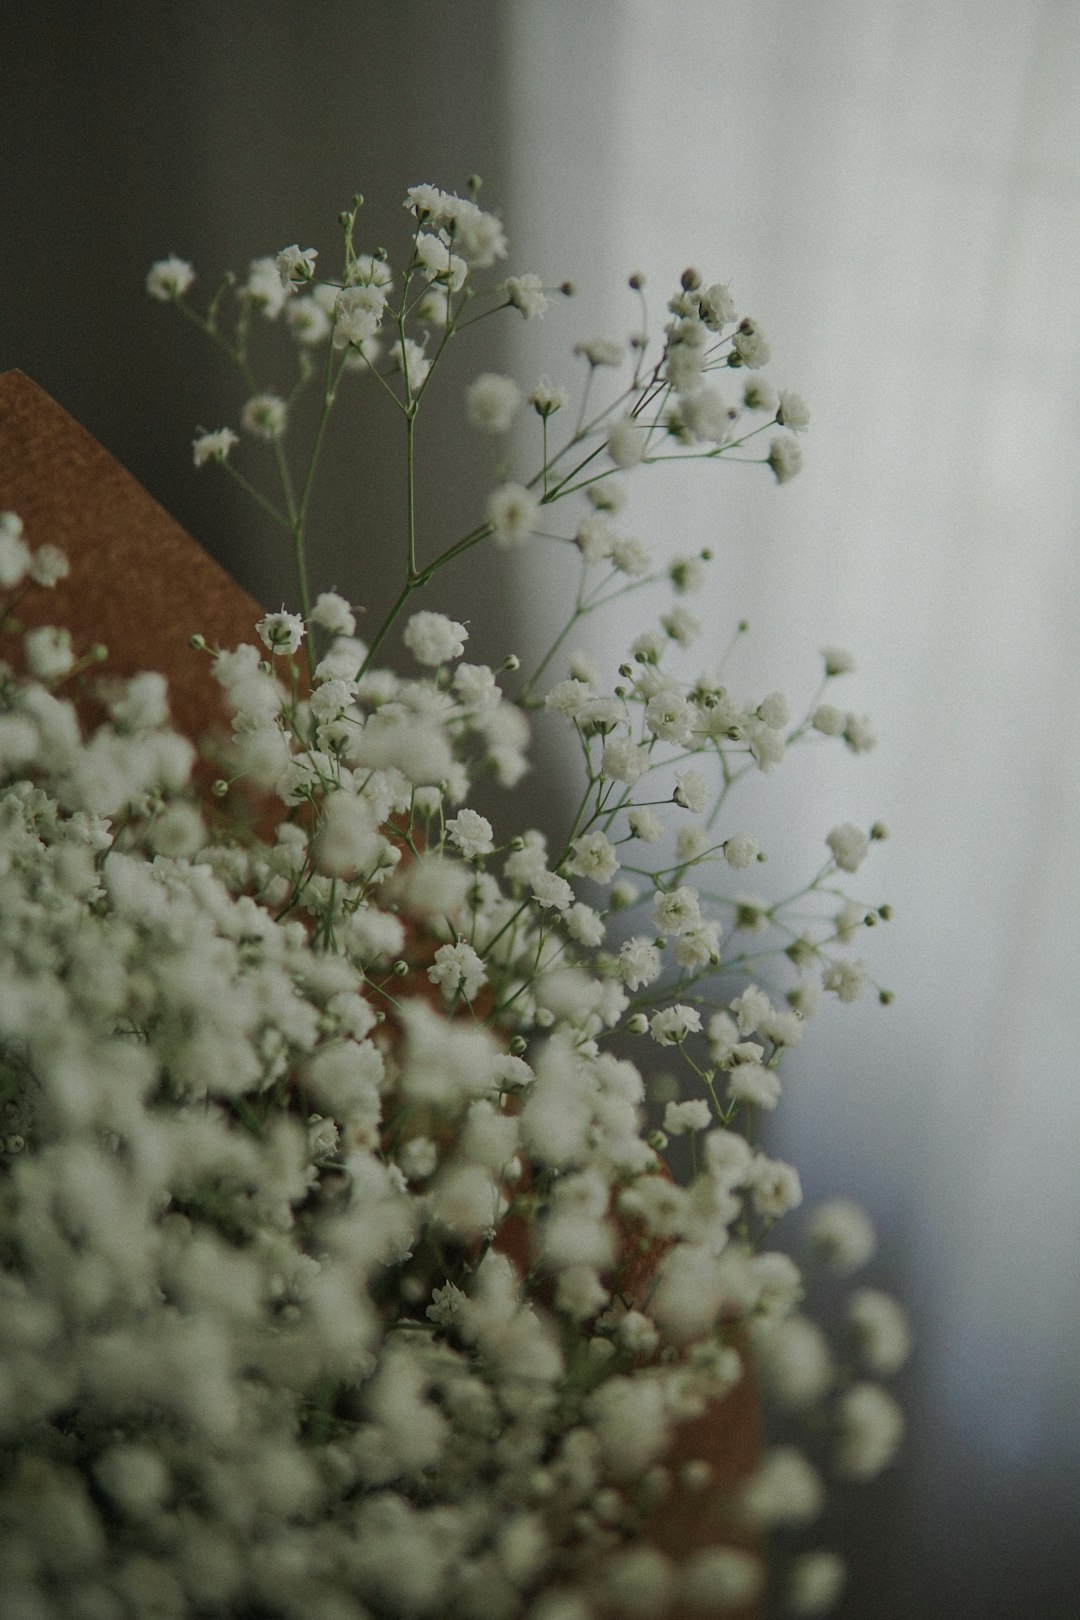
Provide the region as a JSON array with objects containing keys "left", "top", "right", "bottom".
[{"left": 0, "top": 181, "right": 909, "bottom": 1620}]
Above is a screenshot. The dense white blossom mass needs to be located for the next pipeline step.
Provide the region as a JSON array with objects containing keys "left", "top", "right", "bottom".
[{"left": 0, "top": 189, "right": 907, "bottom": 1619}]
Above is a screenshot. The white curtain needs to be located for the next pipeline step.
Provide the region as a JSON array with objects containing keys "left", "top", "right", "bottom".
[{"left": 503, "top": 2, "right": 1080, "bottom": 1612}]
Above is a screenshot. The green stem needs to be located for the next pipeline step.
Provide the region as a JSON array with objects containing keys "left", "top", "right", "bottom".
[{"left": 405, "top": 407, "right": 418, "bottom": 579}]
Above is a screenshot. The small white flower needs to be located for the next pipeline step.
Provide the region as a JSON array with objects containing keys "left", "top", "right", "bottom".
[
  {"left": 556, "top": 1264, "right": 609, "bottom": 1320},
  {"left": 466, "top": 372, "right": 522, "bottom": 434},
  {"left": 285, "top": 296, "right": 331, "bottom": 345},
  {"left": 730, "top": 985, "right": 772, "bottom": 1035},
  {"left": 446, "top": 808, "right": 494, "bottom": 860},
  {"left": 531, "top": 869, "right": 574, "bottom": 912},
  {"left": 785, "top": 1552, "right": 846, "bottom": 1617},
  {"left": 723, "top": 833, "right": 758, "bottom": 870},
  {"left": 651, "top": 885, "right": 702, "bottom": 935},
  {"left": 564, "top": 902, "right": 604, "bottom": 947},
  {"left": 822, "top": 957, "right": 869, "bottom": 1002},
  {"left": 28, "top": 544, "right": 70, "bottom": 588},
  {"left": 145, "top": 255, "right": 195, "bottom": 300},
  {"left": 680, "top": 1548, "right": 763, "bottom": 1611},
  {"left": 275, "top": 244, "right": 318, "bottom": 287},
  {"left": 650, "top": 1003, "right": 702, "bottom": 1046},
  {"left": 244, "top": 255, "right": 289, "bottom": 317},
  {"left": 454, "top": 204, "right": 508, "bottom": 268},
  {"left": 632, "top": 628, "right": 666, "bottom": 662},
  {"left": 645, "top": 691, "right": 696, "bottom": 746},
  {"left": 397, "top": 336, "right": 431, "bottom": 392},
  {"left": 673, "top": 769, "right": 707, "bottom": 813},
  {"left": 607, "top": 415, "right": 647, "bottom": 468},
  {"left": 23, "top": 625, "right": 75, "bottom": 681},
  {"left": 733, "top": 317, "right": 771, "bottom": 368},
  {"left": 663, "top": 1099, "right": 711, "bottom": 1134},
  {"left": 727, "top": 1061, "right": 781, "bottom": 1111},
  {"left": 744, "top": 375, "right": 779, "bottom": 413},
  {"left": 699, "top": 281, "right": 737, "bottom": 329},
  {"left": 847, "top": 1289, "right": 913, "bottom": 1376},
  {"left": 747, "top": 717, "right": 786, "bottom": 771},
  {"left": 506, "top": 273, "right": 548, "bottom": 319},
  {"left": 544, "top": 678, "right": 592, "bottom": 718},
  {"left": 453, "top": 663, "right": 499, "bottom": 708},
  {"left": 428, "top": 940, "right": 487, "bottom": 1001},
  {"left": 768, "top": 433, "right": 803, "bottom": 483},
  {"left": 808, "top": 1199, "right": 877, "bottom": 1273},
  {"left": 256, "top": 610, "right": 305, "bottom": 656},
  {"left": 192, "top": 427, "right": 238, "bottom": 467},
  {"left": 758, "top": 690, "right": 789, "bottom": 728},
  {"left": 661, "top": 604, "right": 702, "bottom": 646},
  {"left": 241, "top": 393, "right": 287, "bottom": 440},
  {"left": 741, "top": 1447, "right": 824, "bottom": 1528},
  {"left": 415, "top": 232, "right": 467, "bottom": 290},
  {"left": 575, "top": 514, "right": 614, "bottom": 564},
  {"left": 574, "top": 337, "right": 623, "bottom": 367},
  {"left": 673, "top": 919, "right": 719, "bottom": 967},
  {"left": 567, "top": 830, "right": 618, "bottom": 885},
  {"left": 675, "top": 825, "right": 708, "bottom": 863},
  {"left": 669, "top": 554, "right": 707, "bottom": 593},
  {"left": 777, "top": 390, "right": 811, "bottom": 430},
  {"left": 615, "top": 534, "right": 652, "bottom": 574},
  {"left": 749, "top": 1155, "right": 803, "bottom": 1217},
  {"left": 761, "top": 1316, "right": 834, "bottom": 1409},
  {"left": 405, "top": 182, "right": 455, "bottom": 222},
  {"left": 310, "top": 592, "right": 357, "bottom": 637},
  {"left": 147, "top": 802, "right": 206, "bottom": 858},
  {"left": 403, "top": 610, "right": 468, "bottom": 666},
  {"left": 628, "top": 806, "right": 664, "bottom": 843},
  {"left": 843, "top": 712, "right": 877, "bottom": 753},
  {"left": 333, "top": 283, "right": 387, "bottom": 348},
  {"left": 618, "top": 936, "right": 662, "bottom": 991},
  {"left": 487, "top": 482, "right": 539, "bottom": 548},
  {"left": 826, "top": 822, "right": 870, "bottom": 873},
  {"left": 528, "top": 375, "right": 569, "bottom": 414},
  {"left": 682, "top": 386, "right": 736, "bottom": 445},
  {"left": 822, "top": 645, "right": 856, "bottom": 677},
  {"left": 835, "top": 1383, "right": 904, "bottom": 1480},
  {"left": 812, "top": 703, "right": 845, "bottom": 735}
]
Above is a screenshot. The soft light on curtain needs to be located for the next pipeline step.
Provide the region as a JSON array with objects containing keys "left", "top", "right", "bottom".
[{"left": 504, "top": 2, "right": 1080, "bottom": 1614}]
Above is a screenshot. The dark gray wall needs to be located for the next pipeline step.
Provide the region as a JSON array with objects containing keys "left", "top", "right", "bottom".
[{"left": 3, "top": 1, "right": 512, "bottom": 646}]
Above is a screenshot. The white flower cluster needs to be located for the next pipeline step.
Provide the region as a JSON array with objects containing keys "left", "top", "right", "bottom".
[{"left": 0, "top": 182, "right": 909, "bottom": 1618}]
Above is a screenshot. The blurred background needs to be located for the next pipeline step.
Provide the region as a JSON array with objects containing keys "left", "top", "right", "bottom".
[{"left": 4, "top": 3, "right": 1079, "bottom": 1615}]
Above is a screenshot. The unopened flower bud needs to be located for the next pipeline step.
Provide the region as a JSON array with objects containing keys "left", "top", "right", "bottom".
[
  {"left": 627, "top": 1013, "right": 649, "bottom": 1036},
  {"left": 680, "top": 267, "right": 701, "bottom": 290},
  {"left": 189, "top": 633, "right": 207, "bottom": 651},
  {"left": 648, "top": 1129, "right": 669, "bottom": 1152},
  {"left": 871, "top": 821, "right": 889, "bottom": 840},
  {"left": 879, "top": 988, "right": 895, "bottom": 1005},
  {"left": 211, "top": 779, "right": 229, "bottom": 799}
]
